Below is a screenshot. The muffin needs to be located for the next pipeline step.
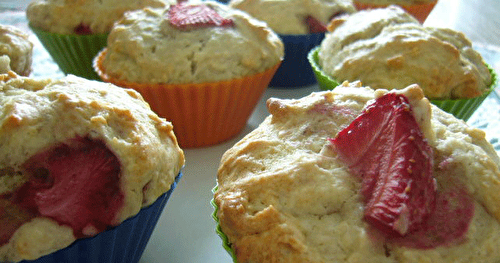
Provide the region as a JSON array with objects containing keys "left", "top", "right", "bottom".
[
  {"left": 213, "top": 81, "right": 500, "bottom": 262},
  {"left": 26, "top": 0, "right": 173, "bottom": 80},
  {"left": 229, "top": 0, "right": 356, "bottom": 87},
  {"left": 94, "top": 1, "right": 284, "bottom": 148},
  {"left": 0, "top": 73, "right": 185, "bottom": 263},
  {"left": 353, "top": 0, "right": 437, "bottom": 23},
  {"left": 312, "top": 5, "right": 495, "bottom": 121},
  {"left": 0, "top": 25, "right": 33, "bottom": 76}
]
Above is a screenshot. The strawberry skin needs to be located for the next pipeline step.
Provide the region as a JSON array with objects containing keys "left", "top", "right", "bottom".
[
  {"left": 73, "top": 23, "right": 92, "bottom": 35},
  {"left": 168, "top": 3, "right": 234, "bottom": 30},
  {"left": 1, "top": 136, "right": 123, "bottom": 243},
  {"left": 330, "top": 93, "right": 436, "bottom": 237},
  {"left": 305, "top": 16, "right": 327, "bottom": 33}
]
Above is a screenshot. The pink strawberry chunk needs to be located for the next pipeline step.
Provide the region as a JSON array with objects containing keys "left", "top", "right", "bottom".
[
  {"left": 330, "top": 93, "right": 436, "bottom": 237},
  {"left": 1, "top": 136, "right": 123, "bottom": 242},
  {"left": 168, "top": 3, "right": 234, "bottom": 30},
  {"left": 305, "top": 16, "right": 327, "bottom": 33}
]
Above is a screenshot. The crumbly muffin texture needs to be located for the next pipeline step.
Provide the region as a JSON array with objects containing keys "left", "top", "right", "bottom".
[
  {"left": 214, "top": 81, "right": 500, "bottom": 262},
  {"left": 319, "top": 6, "right": 492, "bottom": 99},
  {"left": 0, "top": 25, "right": 33, "bottom": 76},
  {"left": 26, "top": 0, "right": 174, "bottom": 34},
  {"left": 99, "top": 1, "right": 283, "bottom": 84},
  {"left": 229, "top": 0, "right": 356, "bottom": 34},
  {"left": 0, "top": 74, "right": 184, "bottom": 262}
]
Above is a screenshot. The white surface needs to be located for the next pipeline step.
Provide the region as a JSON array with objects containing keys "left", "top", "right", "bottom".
[{"left": 139, "top": 85, "right": 318, "bottom": 263}]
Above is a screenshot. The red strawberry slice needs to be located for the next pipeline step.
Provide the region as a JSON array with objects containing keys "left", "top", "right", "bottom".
[
  {"left": 168, "top": 3, "right": 234, "bottom": 30},
  {"left": 392, "top": 182, "right": 474, "bottom": 249},
  {"left": 329, "top": 93, "right": 436, "bottom": 237},
  {"left": 3, "top": 136, "right": 123, "bottom": 240},
  {"left": 305, "top": 16, "right": 327, "bottom": 33}
]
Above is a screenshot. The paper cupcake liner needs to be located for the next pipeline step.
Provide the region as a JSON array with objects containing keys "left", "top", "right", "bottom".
[
  {"left": 353, "top": 1, "right": 438, "bottom": 23},
  {"left": 211, "top": 186, "right": 238, "bottom": 263},
  {"left": 22, "top": 171, "right": 183, "bottom": 263},
  {"left": 308, "top": 46, "right": 498, "bottom": 121},
  {"left": 94, "top": 49, "right": 280, "bottom": 148},
  {"left": 269, "top": 33, "right": 325, "bottom": 88},
  {"left": 29, "top": 25, "right": 108, "bottom": 80}
]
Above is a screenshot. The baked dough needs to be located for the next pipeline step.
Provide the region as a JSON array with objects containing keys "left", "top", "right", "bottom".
[
  {"left": 99, "top": 1, "right": 283, "bottom": 84},
  {"left": 318, "top": 6, "right": 492, "bottom": 99},
  {"left": 0, "top": 25, "right": 33, "bottom": 76},
  {"left": 0, "top": 73, "right": 184, "bottom": 262},
  {"left": 229, "top": 0, "right": 356, "bottom": 34},
  {"left": 26, "top": 0, "right": 174, "bottom": 34},
  {"left": 215, "top": 81, "right": 500, "bottom": 262}
]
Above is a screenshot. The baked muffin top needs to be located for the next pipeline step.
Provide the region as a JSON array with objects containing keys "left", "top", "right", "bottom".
[
  {"left": 214, "top": 81, "right": 500, "bottom": 262},
  {"left": 229, "top": 0, "right": 356, "bottom": 34},
  {"left": 0, "top": 74, "right": 184, "bottom": 262},
  {"left": 318, "top": 6, "right": 492, "bottom": 99},
  {"left": 0, "top": 25, "right": 33, "bottom": 76},
  {"left": 98, "top": 1, "right": 284, "bottom": 84},
  {"left": 26, "top": 0, "right": 174, "bottom": 34}
]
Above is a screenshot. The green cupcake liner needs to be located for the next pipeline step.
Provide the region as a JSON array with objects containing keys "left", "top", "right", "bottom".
[
  {"left": 307, "top": 46, "right": 340, "bottom": 91},
  {"left": 429, "top": 64, "right": 497, "bottom": 121},
  {"left": 211, "top": 186, "right": 238, "bottom": 263},
  {"left": 307, "top": 46, "right": 498, "bottom": 121},
  {"left": 29, "top": 25, "right": 108, "bottom": 80}
]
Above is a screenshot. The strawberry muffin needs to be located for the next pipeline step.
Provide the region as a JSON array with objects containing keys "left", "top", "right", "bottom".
[
  {"left": 94, "top": 1, "right": 283, "bottom": 147},
  {"left": 0, "top": 73, "right": 184, "bottom": 263},
  {"left": 313, "top": 5, "right": 495, "bottom": 121},
  {"left": 214, "top": 81, "right": 500, "bottom": 262},
  {"left": 229, "top": 0, "right": 356, "bottom": 87},
  {"left": 26, "top": 0, "right": 174, "bottom": 79},
  {"left": 0, "top": 25, "right": 33, "bottom": 76}
]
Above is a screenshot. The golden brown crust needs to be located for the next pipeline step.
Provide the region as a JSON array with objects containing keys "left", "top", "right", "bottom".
[
  {"left": 26, "top": 0, "right": 173, "bottom": 34},
  {"left": 100, "top": 2, "right": 284, "bottom": 84},
  {"left": 319, "top": 6, "right": 492, "bottom": 99},
  {"left": 229, "top": 0, "right": 356, "bottom": 35},
  {"left": 0, "top": 25, "right": 33, "bottom": 76},
  {"left": 0, "top": 74, "right": 184, "bottom": 262},
  {"left": 215, "top": 82, "right": 500, "bottom": 262}
]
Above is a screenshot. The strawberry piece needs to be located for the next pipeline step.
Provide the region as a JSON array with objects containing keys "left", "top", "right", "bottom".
[
  {"left": 5, "top": 137, "right": 123, "bottom": 239},
  {"left": 392, "top": 183, "right": 474, "bottom": 249},
  {"left": 168, "top": 3, "right": 234, "bottom": 30},
  {"left": 74, "top": 23, "right": 92, "bottom": 35},
  {"left": 305, "top": 16, "right": 327, "bottom": 33},
  {"left": 329, "top": 93, "right": 436, "bottom": 237}
]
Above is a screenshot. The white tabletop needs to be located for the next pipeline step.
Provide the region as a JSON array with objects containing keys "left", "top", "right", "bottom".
[{"left": 1, "top": 0, "right": 499, "bottom": 262}]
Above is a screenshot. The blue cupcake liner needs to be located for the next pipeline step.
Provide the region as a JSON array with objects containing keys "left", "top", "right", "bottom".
[
  {"left": 22, "top": 171, "right": 183, "bottom": 263},
  {"left": 269, "top": 33, "right": 325, "bottom": 88}
]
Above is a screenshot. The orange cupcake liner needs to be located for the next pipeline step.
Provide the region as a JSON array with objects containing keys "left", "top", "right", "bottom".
[
  {"left": 94, "top": 49, "right": 280, "bottom": 148},
  {"left": 353, "top": 1, "right": 438, "bottom": 23}
]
